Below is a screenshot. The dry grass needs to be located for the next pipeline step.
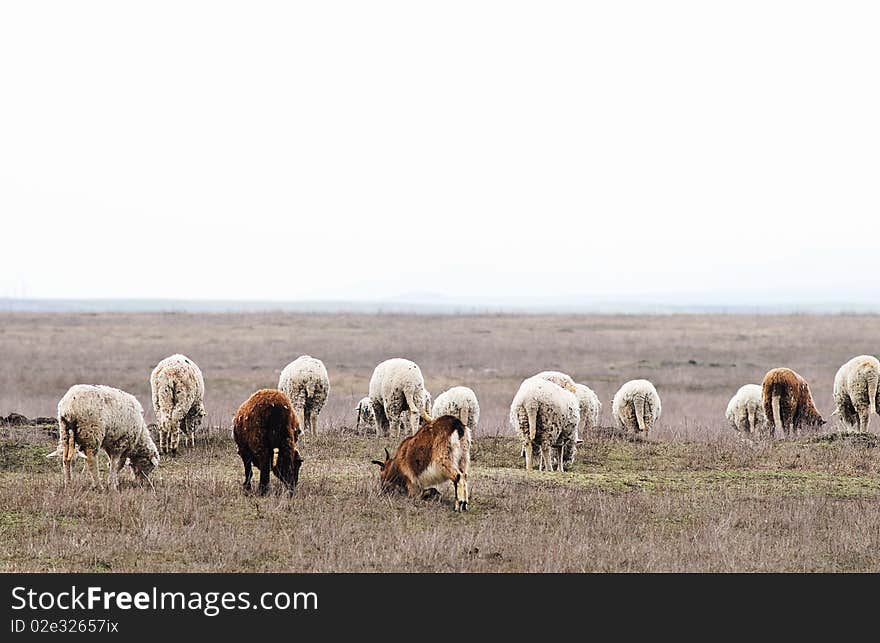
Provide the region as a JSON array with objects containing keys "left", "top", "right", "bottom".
[{"left": 2, "top": 312, "right": 880, "bottom": 572}]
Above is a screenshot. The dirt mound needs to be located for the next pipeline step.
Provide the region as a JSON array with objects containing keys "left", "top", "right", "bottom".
[
  {"left": 1, "top": 413, "right": 57, "bottom": 429},
  {"left": 808, "top": 431, "right": 880, "bottom": 448}
]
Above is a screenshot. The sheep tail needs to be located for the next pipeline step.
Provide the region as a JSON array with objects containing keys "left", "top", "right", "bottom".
[
  {"left": 526, "top": 403, "right": 538, "bottom": 444},
  {"left": 403, "top": 386, "right": 420, "bottom": 415},
  {"left": 771, "top": 393, "right": 783, "bottom": 435},
  {"left": 634, "top": 395, "right": 646, "bottom": 432},
  {"left": 868, "top": 370, "right": 878, "bottom": 417}
]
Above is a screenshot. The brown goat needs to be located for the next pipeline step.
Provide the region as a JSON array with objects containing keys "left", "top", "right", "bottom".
[
  {"left": 233, "top": 389, "right": 303, "bottom": 495},
  {"left": 762, "top": 368, "right": 825, "bottom": 437},
  {"left": 371, "top": 415, "right": 469, "bottom": 511}
]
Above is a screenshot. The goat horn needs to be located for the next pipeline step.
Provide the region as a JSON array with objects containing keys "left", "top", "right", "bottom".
[{"left": 384, "top": 447, "right": 390, "bottom": 460}]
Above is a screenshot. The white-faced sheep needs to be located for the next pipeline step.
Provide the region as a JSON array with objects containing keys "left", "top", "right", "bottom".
[
  {"left": 510, "top": 377, "right": 579, "bottom": 471},
  {"left": 833, "top": 355, "right": 880, "bottom": 432},
  {"left": 368, "top": 358, "right": 430, "bottom": 437},
  {"left": 150, "top": 354, "right": 205, "bottom": 455},
  {"left": 432, "top": 386, "right": 479, "bottom": 477},
  {"left": 355, "top": 396, "right": 376, "bottom": 433},
  {"left": 56, "top": 384, "right": 159, "bottom": 489},
  {"left": 725, "top": 384, "right": 766, "bottom": 435},
  {"left": 612, "top": 379, "right": 661, "bottom": 435},
  {"left": 278, "top": 355, "right": 330, "bottom": 437}
]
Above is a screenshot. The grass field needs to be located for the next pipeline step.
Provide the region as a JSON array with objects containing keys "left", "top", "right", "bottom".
[{"left": 2, "top": 312, "right": 880, "bottom": 572}]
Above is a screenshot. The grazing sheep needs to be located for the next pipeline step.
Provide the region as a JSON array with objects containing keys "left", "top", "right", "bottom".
[
  {"left": 612, "top": 379, "right": 661, "bottom": 435},
  {"left": 432, "top": 386, "right": 479, "bottom": 477},
  {"left": 509, "top": 377, "right": 580, "bottom": 471},
  {"left": 150, "top": 354, "right": 206, "bottom": 455},
  {"left": 558, "top": 383, "right": 601, "bottom": 467},
  {"left": 535, "top": 371, "right": 597, "bottom": 453},
  {"left": 371, "top": 415, "right": 469, "bottom": 511},
  {"left": 833, "top": 355, "right": 880, "bottom": 432},
  {"left": 762, "top": 368, "right": 825, "bottom": 437},
  {"left": 233, "top": 389, "right": 303, "bottom": 495},
  {"left": 573, "top": 383, "right": 601, "bottom": 434},
  {"left": 278, "top": 356, "right": 329, "bottom": 437},
  {"left": 368, "top": 358, "right": 430, "bottom": 437},
  {"left": 535, "top": 370, "right": 578, "bottom": 395},
  {"left": 56, "top": 384, "right": 159, "bottom": 489},
  {"left": 355, "top": 396, "right": 376, "bottom": 433},
  {"left": 726, "top": 384, "right": 766, "bottom": 435}
]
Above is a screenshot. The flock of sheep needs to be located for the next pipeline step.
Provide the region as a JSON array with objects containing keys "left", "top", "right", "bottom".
[{"left": 46, "top": 351, "right": 880, "bottom": 511}]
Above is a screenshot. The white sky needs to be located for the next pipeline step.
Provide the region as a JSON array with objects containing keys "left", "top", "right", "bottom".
[{"left": 1, "top": 2, "right": 878, "bottom": 303}]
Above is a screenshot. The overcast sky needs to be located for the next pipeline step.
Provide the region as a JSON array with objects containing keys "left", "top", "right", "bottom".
[{"left": 1, "top": 2, "right": 877, "bottom": 304}]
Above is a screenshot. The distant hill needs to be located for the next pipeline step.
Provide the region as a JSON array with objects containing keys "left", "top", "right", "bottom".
[{"left": 2, "top": 297, "right": 879, "bottom": 315}]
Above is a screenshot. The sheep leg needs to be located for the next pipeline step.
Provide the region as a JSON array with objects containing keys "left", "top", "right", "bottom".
[
  {"left": 857, "top": 409, "right": 869, "bottom": 433},
  {"left": 240, "top": 453, "right": 253, "bottom": 492},
  {"left": 107, "top": 454, "right": 122, "bottom": 491},
  {"left": 85, "top": 448, "right": 101, "bottom": 488},
  {"left": 158, "top": 428, "right": 166, "bottom": 454},
  {"left": 309, "top": 409, "right": 319, "bottom": 436},
  {"left": 557, "top": 445, "right": 565, "bottom": 473},
  {"left": 258, "top": 460, "right": 271, "bottom": 495},
  {"left": 171, "top": 419, "right": 185, "bottom": 454},
  {"left": 408, "top": 409, "right": 420, "bottom": 436}
]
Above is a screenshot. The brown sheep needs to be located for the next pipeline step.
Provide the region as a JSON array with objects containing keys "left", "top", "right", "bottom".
[
  {"left": 233, "top": 389, "right": 303, "bottom": 495},
  {"left": 762, "top": 368, "right": 825, "bottom": 437},
  {"left": 370, "top": 415, "right": 469, "bottom": 511}
]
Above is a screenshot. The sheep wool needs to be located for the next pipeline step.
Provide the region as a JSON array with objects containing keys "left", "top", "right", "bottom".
[
  {"left": 278, "top": 355, "right": 330, "bottom": 437},
  {"left": 833, "top": 355, "right": 880, "bottom": 432},
  {"left": 150, "top": 354, "right": 205, "bottom": 454},
  {"left": 355, "top": 396, "right": 376, "bottom": 433},
  {"left": 57, "top": 384, "right": 159, "bottom": 489},
  {"left": 368, "top": 358, "right": 429, "bottom": 437},
  {"left": 612, "top": 379, "right": 661, "bottom": 434},
  {"left": 510, "top": 377, "right": 579, "bottom": 472},
  {"left": 725, "top": 384, "right": 765, "bottom": 434}
]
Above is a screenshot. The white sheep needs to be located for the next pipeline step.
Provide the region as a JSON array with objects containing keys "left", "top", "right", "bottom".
[
  {"left": 725, "top": 384, "right": 766, "bottom": 434},
  {"left": 534, "top": 370, "right": 578, "bottom": 394},
  {"left": 573, "top": 383, "right": 601, "bottom": 432},
  {"left": 355, "top": 396, "right": 376, "bottom": 433},
  {"left": 56, "top": 384, "right": 159, "bottom": 489},
  {"left": 278, "top": 355, "right": 330, "bottom": 437},
  {"left": 432, "top": 386, "right": 480, "bottom": 477},
  {"left": 536, "top": 371, "right": 598, "bottom": 463},
  {"left": 612, "top": 379, "right": 661, "bottom": 434},
  {"left": 150, "top": 354, "right": 205, "bottom": 454},
  {"left": 368, "top": 358, "right": 429, "bottom": 437},
  {"left": 510, "top": 377, "right": 579, "bottom": 471},
  {"left": 833, "top": 355, "right": 880, "bottom": 432}
]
